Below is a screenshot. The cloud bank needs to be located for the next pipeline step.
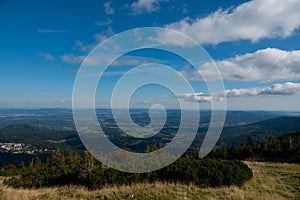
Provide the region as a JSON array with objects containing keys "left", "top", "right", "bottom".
[
  {"left": 177, "top": 93, "right": 213, "bottom": 103},
  {"left": 177, "top": 82, "right": 300, "bottom": 103},
  {"left": 186, "top": 48, "right": 300, "bottom": 82},
  {"left": 223, "top": 82, "right": 300, "bottom": 97}
]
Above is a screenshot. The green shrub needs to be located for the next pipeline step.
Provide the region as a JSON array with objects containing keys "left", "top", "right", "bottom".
[{"left": 3, "top": 150, "right": 252, "bottom": 189}]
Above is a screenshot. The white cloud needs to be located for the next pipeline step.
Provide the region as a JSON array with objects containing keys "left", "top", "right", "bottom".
[
  {"left": 94, "top": 26, "right": 115, "bottom": 42},
  {"left": 185, "top": 48, "right": 300, "bottom": 82},
  {"left": 61, "top": 54, "right": 85, "bottom": 65},
  {"left": 110, "top": 55, "right": 160, "bottom": 67},
  {"left": 110, "top": 57, "right": 146, "bottom": 67},
  {"left": 177, "top": 93, "right": 212, "bottom": 103},
  {"left": 104, "top": 1, "right": 115, "bottom": 15},
  {"left": 137, "top": 100, "right": 150, "bottom": 104},
  {"left": 73, "top": 41, "right": 96, "bottom": 52},
  {"left": 94, "top": 34, "right": 107, "bottom": 43},
  {"left": 38, "top": 52, "right": 55, "bottom": 61},
  {"left": 131, "top": 0, "right": 165, "bottom": 14},
  {"left": 177, "top": 82, "right": 300, "bottom": 103},
  {"left": 161, "top": 0, "right": 300, "bottom": 46},
  {"left": 72, "top": 27, "right": 115, "bottom": 53},
  {"left": 62, "top": 28, "right": 115, "bottom": 66},
  {"left": 61, "top": 53, "right": 101, "bottom": 66},
  {"left": 223, "top": 82, "right": 300, "bottom": 98}
]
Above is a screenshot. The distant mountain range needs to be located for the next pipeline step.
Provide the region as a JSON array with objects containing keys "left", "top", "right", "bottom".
[
  {"left": 0, "top": 109, "right": 300, "bottom": 156},
  {"left": 219, "top": 116, "right": 300, "bottom": 146},
  {"left": 0, "top": 109, "right": 291, "bottom": 129}
]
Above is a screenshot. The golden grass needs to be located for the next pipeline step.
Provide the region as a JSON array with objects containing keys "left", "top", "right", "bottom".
[{"left": 0, "top": 161, "right": 299, "bottom": 200}]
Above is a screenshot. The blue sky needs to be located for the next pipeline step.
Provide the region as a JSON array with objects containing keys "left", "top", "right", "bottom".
[{"left": 1, "top": 0, "right": 300, "bottom": 110}]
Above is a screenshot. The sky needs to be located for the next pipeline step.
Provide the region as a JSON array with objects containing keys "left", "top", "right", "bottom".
[{"left": 1, "top": 0, "right": 300, "bottom": 111}]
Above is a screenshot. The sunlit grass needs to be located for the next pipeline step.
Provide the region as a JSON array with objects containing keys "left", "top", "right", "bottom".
[{"left": 0, "top": 161, "right": 299, "bottom": 200}]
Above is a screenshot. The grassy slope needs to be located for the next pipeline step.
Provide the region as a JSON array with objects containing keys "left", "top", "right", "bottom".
[{"left": 0, "top": 161, "right": 299, "bottom": 200}]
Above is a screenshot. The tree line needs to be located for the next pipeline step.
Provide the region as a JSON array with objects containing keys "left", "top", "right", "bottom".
[{"left": 208, "top": 131, "right": 300, "bottom": 162}]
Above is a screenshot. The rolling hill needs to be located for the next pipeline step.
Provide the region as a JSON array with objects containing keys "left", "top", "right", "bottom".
[{"left": 219, "top": 116, "right": 300, "bottom": 146}]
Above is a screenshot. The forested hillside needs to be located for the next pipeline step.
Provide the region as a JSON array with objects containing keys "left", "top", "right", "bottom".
[{"left": 209, "top": 131, "right": 300, "bottom": 162}]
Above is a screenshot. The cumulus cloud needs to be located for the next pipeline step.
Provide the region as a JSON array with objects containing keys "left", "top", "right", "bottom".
[
  {"left": 160, "top": 0, "right": 300, "bottom": 46},
  {"left": 104, "top": 1, "right": 115, "bottom": 15},
  {"left": 177, "top": 82, "right": 300, "bottom": 103},
  {"left": 223, "top": 82, "right": 300, "bottom": 98},
  {"left": 131, "top": 0, "right": 166, "bottom": 14},
  {"left": 186, "top": 48, "right": 300, "bottom": 82},
  {"left": 177, "top": 93, "right": 212, "bottom": 103}
]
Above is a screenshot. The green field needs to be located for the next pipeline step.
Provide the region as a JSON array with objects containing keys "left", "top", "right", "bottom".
[{"left": 0, "top": 161, "right": 299, "bottom": 200}]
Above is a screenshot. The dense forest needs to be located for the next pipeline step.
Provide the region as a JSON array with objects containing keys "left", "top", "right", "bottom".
[
  {"left": 208, "top": 131, "right": 300, "bottom": 162},
  {"left": 1, "top": 149, "right": 252, "bottom": 189}
]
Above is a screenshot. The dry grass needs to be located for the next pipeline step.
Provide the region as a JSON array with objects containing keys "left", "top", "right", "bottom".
[{"left": 0, "top": 161, "right": 299, "bottom": 200}]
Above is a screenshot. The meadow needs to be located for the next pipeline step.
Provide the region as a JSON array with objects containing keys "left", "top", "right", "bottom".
[{"left": 0, "top": 161, "right": 299, "bottom": 200}]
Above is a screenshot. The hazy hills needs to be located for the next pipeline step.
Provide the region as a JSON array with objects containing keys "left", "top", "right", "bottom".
[
  {"left": 0, "top": 109, "right": 300, "bottom": 156},
  {"left": 0, "top": 109, "right": 284, "bottom": 130},
  {"left": 219, "top": 116, "right": 300, "bottom": 146},
  {"left": 0, "top": 116, "right": 299, "bottom": 151},
  {"left": 0, "top": 109, "right": 299, "bottom": 173}
]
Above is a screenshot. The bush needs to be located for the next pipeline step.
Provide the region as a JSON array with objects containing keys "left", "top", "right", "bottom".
[{"left": 3, "top": 150, "right": 252, "bottom": 189}]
